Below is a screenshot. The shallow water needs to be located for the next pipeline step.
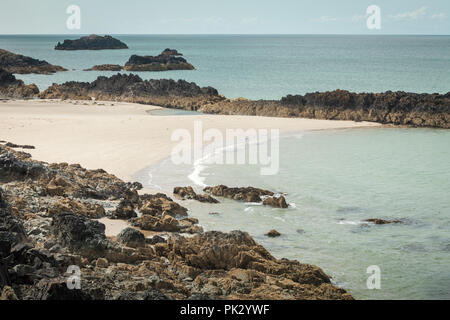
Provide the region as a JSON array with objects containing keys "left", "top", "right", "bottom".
[
  {"left": 1, "top": 35, "right": 450, "bottom": 99},
  {"left": 135, "top": 127, "right": 450, "bottom": 300}
]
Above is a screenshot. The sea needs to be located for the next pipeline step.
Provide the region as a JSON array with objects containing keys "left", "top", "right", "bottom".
[{"left": 1, "top": 34, "right": 449, "bottom": 299}]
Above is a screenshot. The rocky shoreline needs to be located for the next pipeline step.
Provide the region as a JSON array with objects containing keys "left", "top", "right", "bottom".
[
  {"left": 0, "top": 143, "right": 352, "bottom": 300},
  {"left": 2, "top": 72, "right": 444, "bottom": 129},
  {"left": 0, "top": 70, "right": 448, "bottom": 128}
]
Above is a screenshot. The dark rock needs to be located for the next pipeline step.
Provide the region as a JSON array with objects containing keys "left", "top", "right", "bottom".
[
  {"left": 39, "top": 73, "right": 221, "bottom": 111},
  {"left": 51, "top": 212, "right": 110, "bottom": 255},
  {"left": 55, "top": 35, "right": 128, "bottom": 50},
  {"left": 262, "top": 195, "right": 288, "bottom": 208},
  {"left": 28, "top": 279, "right": 92, "bottom": 300},
  {"left": 111, "top": 199, "right": 137, "bottom": 219},
  {"left": 0, "top": 68, "right": 39, "bottom": 98},
  {"left": 146, "top": 235, "right": 166, "bottom": 245},
  {"left": 265, "top": 229, "right": 281, "bottom": 237},
  {"left": 365, "top": 218, "right": 403, "bottom": 225},
  {"left": 0, "top": 49, "right": 67, "bottom": 74},
  {"left": 117, "top": 227, "right": 145, "bottom": 248},
  {"left": 84, "top": 64, "right": 123, "bottom": 71},
  {"left": 124, "top": 49, "right": 194, "bottom": 71},
  {"left": 4, "top": 142, "right": 35, "bottom": 149},
  {"left": 173, "top": 186, "right": 219, "bottom": 203}
]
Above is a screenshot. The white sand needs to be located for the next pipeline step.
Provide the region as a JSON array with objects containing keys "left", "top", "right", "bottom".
[
  {"left": 0, "top": 99, "right": 380, "bottom": 182},
  {"left": 0, "top": 99, "right": 380, "bottom": 236}
]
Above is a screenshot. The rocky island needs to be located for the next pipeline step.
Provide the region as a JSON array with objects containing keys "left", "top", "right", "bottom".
[
  {"left": 0, "top": 49, "right": 67, "bottom": 74},
  {"left": 0, "top": 143, "right": 352, "bottom": 300},
  {"left": 55, "top": 35, "right": 128, "bottom": 50},
  {"left": 123, "top": 49, "right": 195, "bottom": 71}
]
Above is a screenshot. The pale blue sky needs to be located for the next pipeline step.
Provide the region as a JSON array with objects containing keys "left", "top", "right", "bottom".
[{"left": 0, "top": 0, "right": 449, "bottom": 34}]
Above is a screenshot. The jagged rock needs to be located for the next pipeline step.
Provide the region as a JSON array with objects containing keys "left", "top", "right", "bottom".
[
  {"left": 0, "top": 68, "right": 39, "bottom": 98},
  {"left": 0, "top": 286, "right": 18, "bottom": 300},
  {"left": 47, "top": 198, "right": 105, "bottom": 219},
  {"left": 27, "top": 279, "right": 92, "bottom": 300},
  {"left": 204, "top": 185, "right": 289, "bottom": 208},
  {"left": 173, "top": 186, "right": 219, "bottom": 203},
  {"left": 55, "top": 35, "right": 128, "bottom": 50},
  {"left": 131, "top": 215, "right": 181, "bottom": 232},
  {"left": 365, "top": 218, "right": 403, "bottom": 225},
  {"left": 95, "top": 258, "right": 109, "bottom": 268},
  {"left": 124, "top": 49, "right": 194, "bottom": 71},
  {"left": 51, "top": 212, "right": 110, "bottom": 255},
  {"left": 0, "top": 49, "right": 66, "bottom": 74},
  {"left": 138, "top": 193, "right": 188, "bottom": 217},
  {"left": 111, "top": 199, "right": 136, "bottom": 219},
  {"left": 265, "top": 229, "right": 281, "bottom": 237},
  {"left": 84, "top": 64, "right": 123, "bottom": 71},
  {"left": 204, "top": 185, "right": 274, "bottom": 201},
  {"left": 146, "top": 235, "right": 166, "bottom": 245},
  {"left": 39, "top": 73, "right": 221, "bottom": 111},
  {"left": 199, "top": 90, "right": 450, "bottom": 129},
  {"left": 4, "top": 142, "right": 35, "bottom": 149},
  {"left": 117, "top": 227, "right": 145, "bottom": 248},
  {"left": 262, "top": 195, "right": 288, "bottom": 208}
]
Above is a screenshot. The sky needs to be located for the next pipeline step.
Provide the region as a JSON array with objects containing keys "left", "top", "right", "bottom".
[{"left": 0, "top": 0, "right": 449, "bottom": 34}]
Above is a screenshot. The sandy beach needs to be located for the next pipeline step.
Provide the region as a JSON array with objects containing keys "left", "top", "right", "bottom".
[{"left": 0, "top": 99, "right": 381, "bottom": 183}]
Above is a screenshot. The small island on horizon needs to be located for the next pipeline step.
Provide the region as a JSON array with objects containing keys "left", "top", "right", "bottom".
[{"left": 54, "top": 34, "right": 128, "bottom": 50}]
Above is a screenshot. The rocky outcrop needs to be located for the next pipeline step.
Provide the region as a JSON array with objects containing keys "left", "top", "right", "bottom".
[
  {"left": 173, "top": 186, "right": 219, "bottom": 203},
  {"left": 265, "top": 230, "right": 281, "bottom": 237},
  {"left": 117, "top": 227, "right": 145, "bottom": 248},
  {"left": 36, "top": 73, "right": 449, "bottom": 128},
  {"left": 365, "top": 218, "right": 402, "bottom": 225},
  {"left": 39, "top": 73, "right": 222, "bottom": 111},
  {"left": 123, "top": 49, "right": 194, "bottom": 71},
  {"left": 83, "top": 64, "right": 123, "bottom": 71},
  {"left": 199, "top": 90, "right": 450, "bottom": 129},
  {"left": 262, "top": 195, "right": 288, "bottom": 208},
  {"left": 203, "top": 185, "right": 289, "bottom": 208},
  {"left": 55, "top": 35, "right": 128, "bottom": 50},
  {"left": 0, "top": 49, "right": 66, "bottom": 74},
  {"left": 0, "top": 68, "right": 39, "bottom": 98},
  {"left": 0, "top": 144, "right": 352, "bottom": 300}
]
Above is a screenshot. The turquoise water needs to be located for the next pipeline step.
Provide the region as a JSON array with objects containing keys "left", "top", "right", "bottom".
[
  {"left": 1, "top": 35, "right": 450, "bottom": 99},
  {"left": 137, "top": 127, "right": 450, "bottom": 300},
  {"left": 2, "top": 35, "right": 449, "bottom": 299}
]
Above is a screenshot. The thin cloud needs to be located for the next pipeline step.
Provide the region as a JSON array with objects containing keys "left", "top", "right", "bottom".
[
  {"left": 241, "top": 17, "right": 258, "bottom": 24},
  {"left": 431, "top": 13, "right": 447, "bottom": 20},
  {"left": 312, "top": 16, "right": 340, "bottom": 23},
  {"left": 390, "top": 6, "right": 427, "bottom": 20}
]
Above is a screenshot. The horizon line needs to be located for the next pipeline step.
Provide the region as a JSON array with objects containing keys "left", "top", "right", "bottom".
[{"left": 0, "top": 33, "right": 450, "bottom": 36}]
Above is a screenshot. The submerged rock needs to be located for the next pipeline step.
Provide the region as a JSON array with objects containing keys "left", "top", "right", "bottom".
[
  {"left": 365, "top": 218, "right": 403, "bottom": 225},
  {"left": 55, "top": 35, "right": 128, "bottom": 50},
  {"left": 265, "top": 229, "right": 281, "bottom": 237},
  {"left": 0, "top": 49, "right": 66, "bottom": 74}
]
